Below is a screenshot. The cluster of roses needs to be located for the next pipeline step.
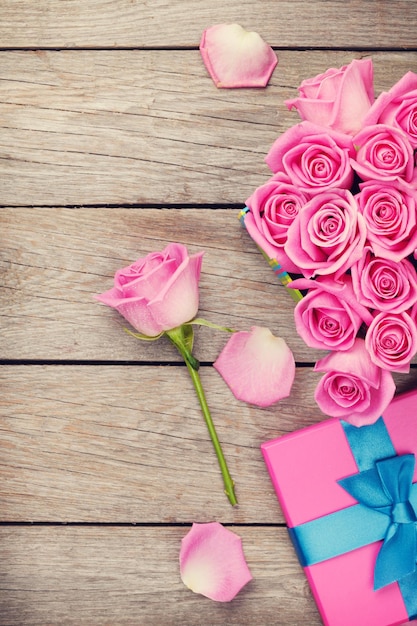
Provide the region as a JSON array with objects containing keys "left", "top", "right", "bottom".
[{"left": 244, "top": 58, "right": 417, "bottom": 426}]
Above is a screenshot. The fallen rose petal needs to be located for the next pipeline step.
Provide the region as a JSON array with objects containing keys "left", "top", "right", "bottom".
[
  {"left": 214, "top": 326, "right": 295, "bottom": 406},
  {"left": 180, "top": 522, "right": 252, "bottom": 602},
  {"left": 200, "top": 23, "right": 277, "bottom": 88}
]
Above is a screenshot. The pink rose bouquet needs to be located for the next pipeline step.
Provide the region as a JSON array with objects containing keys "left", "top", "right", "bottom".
[{"left": 242, "top": 57, "right": 417, "bottom": 426}]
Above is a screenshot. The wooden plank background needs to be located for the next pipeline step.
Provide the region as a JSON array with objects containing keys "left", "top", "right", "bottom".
[
  {"left": 2, "top": 51, "right": 417, "bottom": 206},
  {"left": 1, "top": 2, "right": 417, "bottom": 624},
  {"left": 1, "top": 0, "right": 415, "bottom": 48}
]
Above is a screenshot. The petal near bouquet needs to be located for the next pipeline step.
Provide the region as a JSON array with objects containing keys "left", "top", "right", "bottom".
[
  {"left": 214, "top": 326, "right": 295, "bottom": 407},
  {"left": 200, "top": 24, "right": 277, "bottom": 88}
]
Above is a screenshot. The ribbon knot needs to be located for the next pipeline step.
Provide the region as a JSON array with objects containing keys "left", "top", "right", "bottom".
[
  {"left": 339, "top": 453, "right": 417, "bottom": 590},
  {"left": 391, "top": 501, "right": 417, "bottom": 525}
]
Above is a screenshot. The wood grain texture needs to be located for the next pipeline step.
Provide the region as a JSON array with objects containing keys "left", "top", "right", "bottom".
[
  {"left": 2, "top": 9, "right": 417, "bottom": 624},
  {"left": 1, "top": 51, "right": 416, "bottom": 205},
  {"left": 2, "top": 364, "right": 417, "bottom": 524},
  {"left": 0, "top": 525, "right": 320, "bottom": 626},
  {"left": 0, "top": 0, "right": 416, "bottom": 49},
  {"left": 4, "top": 204, "right": 417, "bottom": 364},
  {"left": 0, "top": 206, "right": 318, "bottom": 362},
  {"left": 0, "top": 364, "right": 324, "bottom": 523}
]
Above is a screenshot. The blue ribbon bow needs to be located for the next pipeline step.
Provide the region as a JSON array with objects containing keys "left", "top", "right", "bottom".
[
  {"left": 339, "top": 454, "right": 417, "bottom": 590},
  {"left": 286, "top": 418, "right": 417, "bottom": 619}
]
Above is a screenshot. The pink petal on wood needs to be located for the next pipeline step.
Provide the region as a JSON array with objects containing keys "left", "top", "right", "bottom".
[
  {"left": 180, "top": 522, "right": 252, "bottom": 602},
  {"left": 214, "top": 326, "right": 295, "bottom": 407},
  {"left": 200, "top": 24, "right": 277, "bottom": 88}
]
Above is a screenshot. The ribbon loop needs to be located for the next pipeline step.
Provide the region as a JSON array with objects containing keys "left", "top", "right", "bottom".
[
  {"left": 339, "top": 453, "right": 417, "bottom": 590},
  {"left": 392, "top": 501, "right": 417, "bottom": 525}
]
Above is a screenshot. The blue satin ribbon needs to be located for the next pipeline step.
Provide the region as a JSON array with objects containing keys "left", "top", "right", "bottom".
[
  {"left": 289, "top": 416, "right": 417, "bottom": 619},
  {"left": 339, "top": 454, "right": 417, "bottom": 589}
]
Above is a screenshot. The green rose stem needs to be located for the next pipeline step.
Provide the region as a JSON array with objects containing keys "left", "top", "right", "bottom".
[{"left": 166, "top": 325, "right": 238, "bottom": 506}]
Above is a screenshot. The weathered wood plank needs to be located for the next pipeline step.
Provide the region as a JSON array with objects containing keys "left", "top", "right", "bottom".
[
  {"left": 2, "top": 364, "right": 417, "bottom": 524},
  {"left": 5, "top": 205, "right": 417, "bottom": 365},
  {"left": 0, "top": 0, "right": 416, "bottom": 49},
  {"left": 0, "top": 525, "right": 320, "bottom": 626},
  {"left": 0, "top": 207, "right": 318, "bottom": 362},
  {"left": 0, "top": 364, "right": 323, "bottom": 523},
  {"left": 1, "top": 51, "right": 416, "bottom": 205}
]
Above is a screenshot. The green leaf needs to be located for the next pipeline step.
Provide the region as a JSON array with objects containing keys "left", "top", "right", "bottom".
[
  {"left": 185, "top": 352, "right": 200, "bottom": 371},
  {"left": 123, "top": 327, "right": 164, "bottom": 342},
  {"left": 185, "top": 318, "right": 236, "bottom": 333},
  {"left": 165, "top": 326, "right": 200, "bottom": 371},
  {"left": 182, "top": 322, "right": 195, "bottom": 354}
]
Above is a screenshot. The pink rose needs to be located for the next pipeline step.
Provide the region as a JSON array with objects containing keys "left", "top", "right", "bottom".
[
  {"left": 285, "top": 58, "right": 374, "bottom": 135},
  {"left": 364, "top": 71, "right": 417, "bottom": 148},
  {"left": 352, "top": 124, "right": 414, "bottom": 182},
  {"left": 355, "top": 179, "right": 417, "bottom": 261},
  {"left": 365, "top": 311, "right": 417, "bottom": 373},
  {"left": 351, "top": 247, "right": 417, "bottom": 314},
  {"left": 314, "top": 338, "right": 396, "bottom": 426},
  {"left": 95, "top": 243, "right": 204, "bottom": 337},
  {"left": 265, "top": 121, "right": 355, "bottom": 194},
  {"left": 284, "top": 188, "right": 366, "bottom": 279},
  {"left": 244, "top": 173, "right": 309, "bottom": 273},
  {"left": 290, "top": 275, "right": 373, "bottom": 351}
]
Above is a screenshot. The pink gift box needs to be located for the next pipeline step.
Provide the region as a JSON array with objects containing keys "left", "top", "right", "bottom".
[{"left": 261, "top": 389, "right": 417, "bottom": 626}]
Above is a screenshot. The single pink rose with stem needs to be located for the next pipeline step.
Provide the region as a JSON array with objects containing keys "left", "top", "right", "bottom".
[
  {"left": 314, "top": 338, "right": 396, "bottom": 426},
  {"left": 96, "top": 243, "right": 296, "bottom": 503},
  {"left": 95, "top": 242, "right": 237, "bottom": 505},
  {"left": 285, "top": 58, "right": 374, "bottom": 135}
]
